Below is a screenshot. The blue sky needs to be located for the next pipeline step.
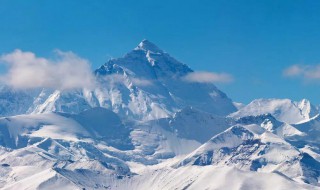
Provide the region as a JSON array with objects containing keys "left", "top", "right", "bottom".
[{"left": 0, "top": 0, "right": 320, "bottom": 104}]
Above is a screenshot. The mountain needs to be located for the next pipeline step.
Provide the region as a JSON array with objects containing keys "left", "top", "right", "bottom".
[
  {"left": 0, "top": 108, "right": 202, "bottom": 189},
  {"left": 93, "top": 39, "right": 237, "bottom": 119},
  {"left": 0, "top": 109, "right": 132, "bottom": 189},
  {"left": 3, "top": 41, "right": 319, "bottom": 126},
  {"left": 235, "top": 114, "right": 305, "bottom": 138},
  {"left": 0, "top": 109, "right": 318, "bottom": 190},
  {"left": 176, "top": 123, "right": 320, "bottom": 186},
  {"left": 230, "top": 98, "right": 319, "bottom": 124},
  {"left": 0, "top": 40, "right": 237, "bottom": 121},
  {"left": 0, "top": 40, "right": 320, "bottom": 189}
]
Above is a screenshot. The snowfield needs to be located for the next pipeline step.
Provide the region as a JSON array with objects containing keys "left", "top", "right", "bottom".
[{"left": 0, "top": 40, "right": 319, "bottom": 189}]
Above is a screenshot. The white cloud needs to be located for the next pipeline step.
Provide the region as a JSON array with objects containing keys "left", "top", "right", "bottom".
[
  {"left": 131, "top": 78, "right": 153, "bottom": 86},
  {"left": 283, "top": 64, "right": 320, "bottom": 79},
  {"left": 103, "top": 74, "right": 126, "bottom": 84},
  {"left": 182, "top": 71, "right": 233, "bottom": 83},
  {"left": 0, "top": 49, "right": 96, "bottom": 90}
]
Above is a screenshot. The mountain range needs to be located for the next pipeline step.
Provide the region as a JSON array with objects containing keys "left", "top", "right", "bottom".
[{"left": 0, "top": 40, "right": 319, "bottom": 190}]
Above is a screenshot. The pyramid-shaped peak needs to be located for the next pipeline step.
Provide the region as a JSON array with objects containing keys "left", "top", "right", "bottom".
[{"left": 135, "top": 39, "right": 163, "bottom": 53}]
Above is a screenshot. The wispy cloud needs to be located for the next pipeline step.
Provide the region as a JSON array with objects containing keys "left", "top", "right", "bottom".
[
  {"left": 0, "top": 49, "right": 96, "bottom": 90},
  {"left": 182, "top": 71, "right": 233, "bottom": 83},
  {"left": 131, "top": 78, "right": 153, "bottom": 86},
  {"left": 103, "top": 74, "right": 153, "bottom": 87},
  {"left": 283, "top": 64, "right": 320, "bottom": 80}
]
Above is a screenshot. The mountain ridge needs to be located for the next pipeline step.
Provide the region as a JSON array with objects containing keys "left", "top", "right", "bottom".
[{"left": 0, "top": 40, "right": 319, "bottom": 189}]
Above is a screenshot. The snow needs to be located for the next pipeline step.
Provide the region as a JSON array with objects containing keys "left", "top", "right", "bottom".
[
  {"left": 111, "top": 165, "right": 315, "bottom": 190},
  {"left": 2, "top": 168, "right": 79, "bottom": 190},
  {"left": 160, "top": 106, "right": 235, "bottom": 143},
  {"left": 231, "top": 98, "right": 319, "bottom": 124},
  {"left": 0, "top": 113, "right": 90, "bottom": 144},
  {"left": 0, "top": 40, "right": 236, "bottom": 121},
  {"left": 0, "top": 40, "right": 319, "bottom": 189},
  {"left": 1, "top": 104, "right": 318, "bottom": 189},
  {"left": 176, "top": 122, "right": 320, "bottom": 186}
]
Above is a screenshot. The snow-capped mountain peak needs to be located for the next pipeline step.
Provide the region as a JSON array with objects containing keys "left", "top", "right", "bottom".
[
  {"left": 97, "top": 39, "right": 192, "bottom": 80},
  {"left": 230, "top": 98, "right": 319, "bottom": 124},
  {"left": 134, "top": 39, "right": 163, "bottom": 53}
]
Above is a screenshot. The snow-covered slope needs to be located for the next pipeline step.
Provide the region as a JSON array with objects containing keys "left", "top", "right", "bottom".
[
  {"left": 0, "top": 108, "right": 203, "bottom": 189},
  {"left": 2, "top": 108, "right": 317, "bottom": 189},
  {"left": 0, "top": 86, "right": 41, "bottom": 117},
  {"left": 230, "top": 98, "right": 319, "bottom": 124},
  {"left": 112, "top": 164, "right": 315, "bottom": 190},
  {"left": 289, "top": 114, "right": 320, "bottom": 151},
  {"left": 234, "top": 114, "right": 320, "bottom": 164},
  {"left": 158, "top": 106, "right": 235, "bottom": 143},
  {"left": 177, "top": 123, "right": 320, "bottom": 185}
]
